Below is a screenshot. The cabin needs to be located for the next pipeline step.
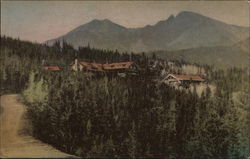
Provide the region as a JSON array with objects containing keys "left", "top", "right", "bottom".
[
  {"left": 163, "top": 74, "right": 205, "bottom": 85},
  {"left": 42, "top": 66, "right": 60, "bottom": 71}
]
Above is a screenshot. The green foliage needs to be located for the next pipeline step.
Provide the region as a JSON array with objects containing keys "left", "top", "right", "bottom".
[
  {"left": 23, "top": 72, "right": 48, "bottom": 103},
  {"left": 127, "top": 122, "right": 137, "bottom": 158},
  {"left": 22, "top": 70, "right": 248, "bottom": 158}
]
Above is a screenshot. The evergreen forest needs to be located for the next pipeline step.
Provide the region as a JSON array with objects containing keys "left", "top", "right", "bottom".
[{"left": 1, "top": 36, "right": 249, "bottom": 159}]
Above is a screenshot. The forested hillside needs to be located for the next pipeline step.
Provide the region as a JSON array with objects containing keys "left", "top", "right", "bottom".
[
  {"left": 149, "top": 36, "right": 250, "bottom": 68},
  {"left": 0, "top": 36, "right": 138, "bottom": 92},
  {"left": 1, "top": 36, "right": 249, "bottom": 158}
]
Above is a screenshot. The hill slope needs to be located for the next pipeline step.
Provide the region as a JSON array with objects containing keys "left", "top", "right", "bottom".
[
  {"left": 234, "top": 37, "right": 250, "bottom": 52},
  {"left": 46, "top": 11, "right": 249, "bottom": 52},
  {"left": 151, "top": 37, "right": 250, "bottom": 67}
]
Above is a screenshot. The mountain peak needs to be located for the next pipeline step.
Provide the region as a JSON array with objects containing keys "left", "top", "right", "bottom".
[
  {"left": 155, "top": 14, "right": 175, "bottom": 27},
  {"left": 90, "top": 19, "right": 114, "bottom": 24},
  {"left": 86, "top": 19, "right": 126, "bottom": 30},
  {"left": 176, "top": 11, "right": 210, "bottom": 21},
  {"left": 167, "top": 14, "right": 175, "bottom": 21},
  {"left": 177, "top": 11, "right": 201, "bottom": 16}
]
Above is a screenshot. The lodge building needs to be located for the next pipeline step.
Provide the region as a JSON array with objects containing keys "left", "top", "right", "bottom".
[{"left": 71, "top": 59, "right": 138, "bottom": 73}]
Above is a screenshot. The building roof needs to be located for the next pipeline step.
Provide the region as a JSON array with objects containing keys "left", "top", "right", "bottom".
[
  {"left": 42, "top": 66, "right": 60, "bottom": 71},
  {"left": 103, "top": 62, "right": 134, "bottom": 70},
  {"left": 79, "top": 61, "right": 134, "bottom": 71},
  {"left": 169, "top": 74, "right": 205, "bottom": 82},
  {"left": 79, "top": 62, "right": 104, "bottom": 72}
]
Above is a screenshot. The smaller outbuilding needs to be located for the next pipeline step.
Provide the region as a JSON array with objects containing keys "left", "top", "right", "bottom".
[
  {"left": 163, "top": 74, "right": 205, "bottom": 85},
  {"left": 42, "top": 66, "right": 60, "bottom": 71}
]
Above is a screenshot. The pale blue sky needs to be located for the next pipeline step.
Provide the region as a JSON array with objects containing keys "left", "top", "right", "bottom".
[{"left": 1, "top": 1, "right": 249, "bottom": 43}]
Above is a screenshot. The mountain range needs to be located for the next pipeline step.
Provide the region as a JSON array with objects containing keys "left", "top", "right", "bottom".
[{"left": 46, "top": 11, "right": 249, "bottom": 53}]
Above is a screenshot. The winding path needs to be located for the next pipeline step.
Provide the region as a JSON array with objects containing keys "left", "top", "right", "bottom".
[{"left": 0, "top": 94, "right": 76, "bottom": 158}]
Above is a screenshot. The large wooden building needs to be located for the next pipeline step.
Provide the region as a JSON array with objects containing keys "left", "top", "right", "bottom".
[{"left": 71, "top": 59, "right": 138, "bottom": 73}]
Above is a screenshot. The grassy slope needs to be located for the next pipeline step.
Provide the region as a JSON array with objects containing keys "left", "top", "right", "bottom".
[{"left": 151, "top": 44, "right": 249, "bottom": 68}]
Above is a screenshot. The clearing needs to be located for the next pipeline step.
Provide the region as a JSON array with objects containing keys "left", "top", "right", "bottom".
[{"left": 0, "top": 94, "right": 76, "bottom": 158}]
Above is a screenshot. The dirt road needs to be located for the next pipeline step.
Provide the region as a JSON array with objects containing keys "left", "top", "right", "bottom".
[{"left": 0, "top": 94, "right": 76, "bottom": 158}]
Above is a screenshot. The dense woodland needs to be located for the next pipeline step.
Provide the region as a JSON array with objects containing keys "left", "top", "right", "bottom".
[{"left": 1, "top": 36, "right": 250, "bottom": 158}]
